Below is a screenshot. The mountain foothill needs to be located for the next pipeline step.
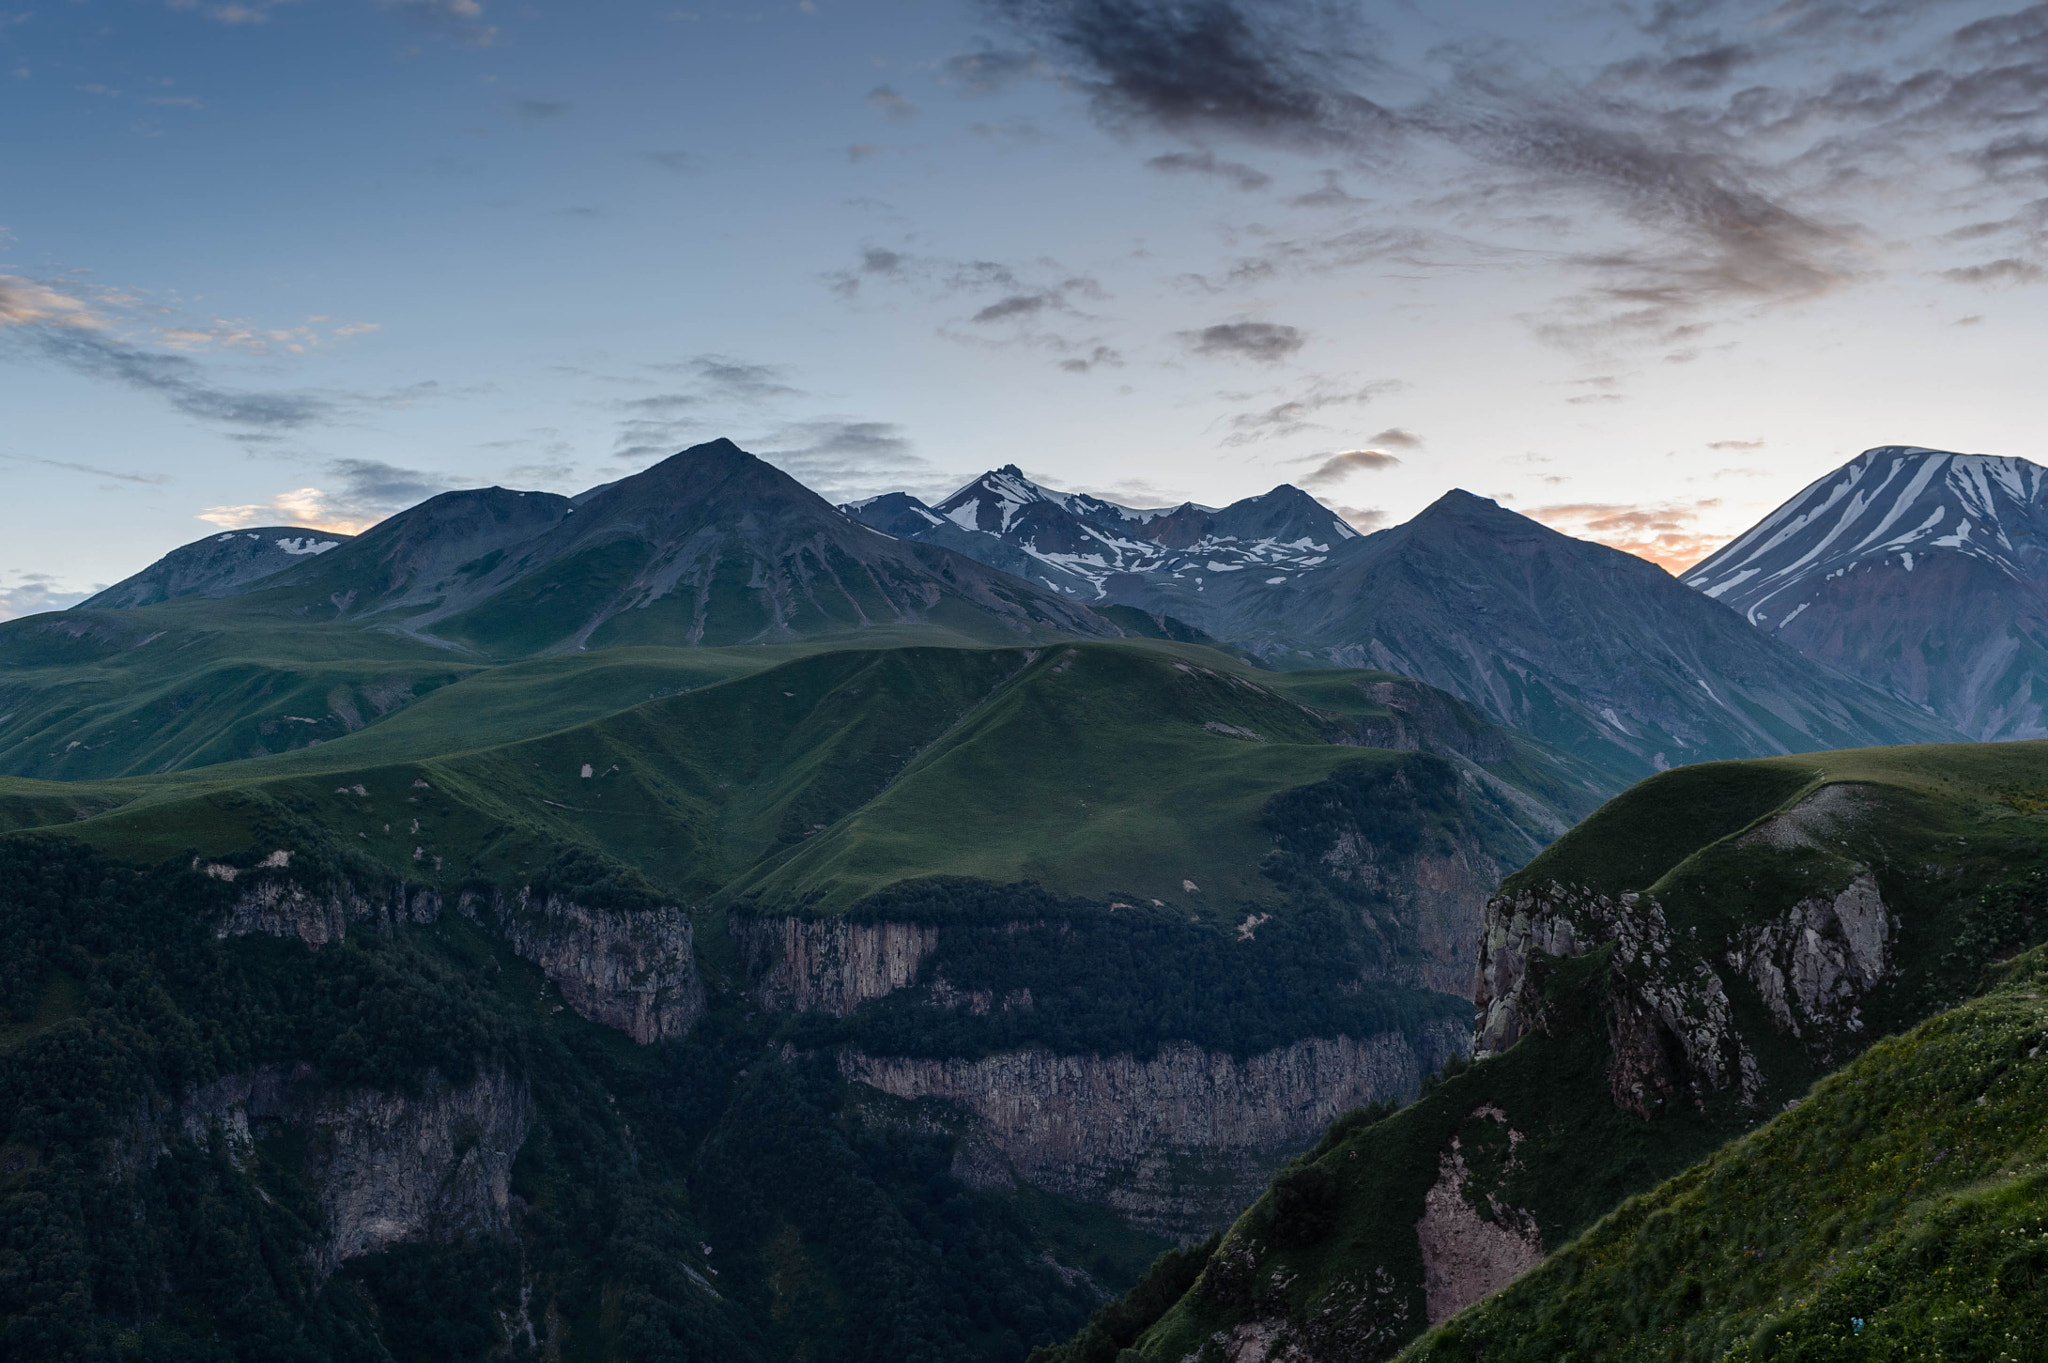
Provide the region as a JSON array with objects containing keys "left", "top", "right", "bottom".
[{"left": 1, "top": 437, "right": 2044, "bottom": 1362}]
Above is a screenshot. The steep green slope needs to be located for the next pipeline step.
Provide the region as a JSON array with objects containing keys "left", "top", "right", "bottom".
[
  {"left": 1404, "top": 945, "right": 2048, "bottom": 1362},
  {"left": 1038, "top": 741, "right": 2048, "bottom": 1363}
]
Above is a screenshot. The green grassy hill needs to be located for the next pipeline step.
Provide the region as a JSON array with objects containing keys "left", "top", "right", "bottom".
[
  {"left": 1036, "top": 740, "right": 2048, "bottom": 1363},
  {"left": 1404, "top": 943, "right": 2048, "bottom": 1362},
  {"left": 1, "top": 639, "right": 1596, "bottom": 913}
]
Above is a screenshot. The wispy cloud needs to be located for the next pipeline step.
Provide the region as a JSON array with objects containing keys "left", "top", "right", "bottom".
[
  {"left": 1222, "top": 378, "right": 1395, "bottom": 443},
  {"left": 867, "top": 85, "right": 917, "bottom": 122},
  {"left": 0, "top": 451, "right": 171, "bottom": 486},
  {"left": 380, "top": 0, "right": 497, "bottom": 45},
  {"left": 1146, "top": 149, "right": 1271, "bottom": 191},
  {"left": 1528, "top": 499, "right": 1726, "bottom": 572},
  {"left": 0, "top": 274, "right": 344, "bottom": 428}
]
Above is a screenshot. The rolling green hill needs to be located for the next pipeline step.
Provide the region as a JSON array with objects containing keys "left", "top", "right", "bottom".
[{"left": 1035, "top": 740, "right": 2048, "bottom": 1363}]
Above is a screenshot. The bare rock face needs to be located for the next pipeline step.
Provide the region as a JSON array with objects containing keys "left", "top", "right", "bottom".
[
  {"left": 1413, "top": 1109, "right": 1543, "bottom": 1325},
  {"left": 176, "top": 1064, "right": 529, "bottom": 1274},
  {"left": 737, "top": 915, "right": 937, "bottom": 1015},
  {"left": 217, "top": 870, "right": 441, "bottom": 947},
  {"left": 219, "top": 872, "right": 704, "bottom": 1044},
  {"left": 843, "top": 1024, "right": 1467, "bottom": 1237},
  {"left": 462, "top": 888, "right": 705, "bottom": 1043},
  {"left": 1472, "top": 883, "right": 1758, "bottom": 1117},
  {"left": 1726, "top": 878, "right": 1893, "bottom": 1058}
]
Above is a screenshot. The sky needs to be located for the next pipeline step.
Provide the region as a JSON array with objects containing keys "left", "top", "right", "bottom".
[{"left": 5, "top": 0, "right": 2048, "bottom": 617}]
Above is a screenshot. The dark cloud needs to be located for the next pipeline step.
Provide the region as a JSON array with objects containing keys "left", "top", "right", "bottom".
[
  {"left": 867, "top": 86, "right": 917, "bottom": 122},
  {"left": 1364, "top": 426, "right": 1421, "bottom": 448},
  {"left": 972, "top": 293, "right": 1055, "bottom": 323},
  {"left": 1296, "top": 448, "right": 1401, "bottom": 486},
  {"left": 1146, "top": 149, "right": 1271, "bottom": 190},
  {"left": 24, "top": 325, "right": 330, "bottom": 427},
  {"left": 513, "top": 98, "right": 571, "bottom": 119},
  {"left": 986, "top": 0, "right": 1392, "bottom": 146},
  {"left": 1182, "top": 321, "right": 1305, "bottom": 362},
  {"left": 691, "top": 356, "right": 803, "bottom": 402},
  {"left": 327, "top": 458, "right": 448, "bottom": 509},
  {"left": 1939, "top": 257, "right": 2045, "bottom": 285}
]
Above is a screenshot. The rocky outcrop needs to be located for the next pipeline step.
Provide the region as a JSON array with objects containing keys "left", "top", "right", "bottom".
[
  {"left": 216, "top": 870, "right": 441, "bottom": 947},
  {"left": 175, "top": 1063, "right": 529, "bottom": 1273},
  {"left": 1413, "top": 1109, "right": 1543, "bottom": 1325},
  {"left": 843, "top": 1023, "right": 1467, "bottom": 1237},
  {"left": 462, "top": 889, "right": 704, "bottom": 1043},
  {"left": 1726, "top": 872, "right": 1892, "bottom": 1056},
  {"left": 1473, "top": 883, "right": 1757, "bottom": 1117},
  {"left": 737, "top": 915, "right": 937, "bottom": 1014},
  {"left": 218, "top": 872, "right": 703, "bottom": 1044}
]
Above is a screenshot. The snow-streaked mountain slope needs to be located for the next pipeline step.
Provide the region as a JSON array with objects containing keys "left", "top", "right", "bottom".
[
  {"left": 77, "top": 527, "right": 352, "bottom": 610},
  {"left": 1686, "top": 446, "right": 2048, "bottom": 739},
  {"left": 841, "top": 465, "right": 1357, "bottom": 599}
]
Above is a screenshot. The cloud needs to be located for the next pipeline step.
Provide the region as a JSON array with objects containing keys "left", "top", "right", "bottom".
[
  {"left": 867, "top": 85, "right": 917, "bottom": 122},
  {"left": 0, "top": 572, "right": 92, "bottom": 622},
  {"left": 847, "top": 143, "right": 884, "bottom": 162},
  {"left": 1325, "top": 503, "right": 1387, "bottom": 532},
  {"left": 1182, "top": 321, "right": 1305, "bottom": 362},
  {"left": 380, "top": 0, "right": 497, "bottom": 45},
  {"left": 752, "top": 419, "right": 931, "bottom": 501},
  {"left": 513, "top": 98, "right": 571, "bottom": 120},
  {"left": 987, "top": 0, "right": 1392, "bottom": 146},
  {"left": 1223, "top": 379, "right": 1393, "bottom": 442},
  {"left": 683, "top": 355, "right": 803, "bottom": 402},
  {"left": 1527, "top": 499, "right": 1726, "bottom": 572},
  {"left": 1939, "top": 258, "right": 2044, "bottom": 286},
  {"left": 196, "top": 459, "right": 451, "bottom": 534},
  {"left": 1, "top": 274, "right": 335, "bottom": 427},
  {"left": 1295, "top": 448, "right": 1401, "bottom": 486},
  {"left": 167, "top": 0, "right": 300, "bottom": 24},
  {"left": 1364, "top": 426, "right": 1420, "bottom": 448},
  {"left": 0, "top": 451, "right": 171, "bottom": 486},
  {"left": 1707, "top": 438, "right": 1763, "bottom": 450},
  {"left": 1146, "top": 149, "right": 1271, "bottom": 191},
  {"left": 642, "top": 150, "right": 697, "bottom": 174},
  {"left": 972, "top": 293, "right": 1055, "bottom": 323},
  {"left": 1060, "top": 345, "right": 1124, "bottom": 373},
  {"left": 944, "top": 46, "right": 1040, "bottom": 94}
]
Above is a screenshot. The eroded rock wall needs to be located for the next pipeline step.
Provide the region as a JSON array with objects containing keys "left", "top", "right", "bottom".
[
  {"left": 217, "top": 873, "right": 441, "bottom": 947},
  {"left": 175, "top": 1064, "right": 529, "bottom": 1274},
  {"left": 462, "top": 889, "right": 704, "bottom": 1043},
  {"left": 843, "top": 1023, "right": 1467, "bottom": 1237},
  {"left": 737, "top": 915, "right": 937, "bottom": 1015}
]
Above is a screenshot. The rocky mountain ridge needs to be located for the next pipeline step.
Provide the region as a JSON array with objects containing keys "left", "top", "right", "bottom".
[{"left": 1686, "top": 444, "right": 2048, "bottom": 739}]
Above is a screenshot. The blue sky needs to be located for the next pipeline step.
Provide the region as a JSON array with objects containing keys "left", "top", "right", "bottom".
[{"left": 5, "top": 0, "right": 2048, "bottom": 615}]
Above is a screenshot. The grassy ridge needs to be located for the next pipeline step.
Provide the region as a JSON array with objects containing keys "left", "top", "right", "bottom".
[
  {"left": 2, "top": 640, "right": 1589, "bottom": 917},
  {"left": 1403, "top": 945, "right": 2048, "bottom": 1362}
]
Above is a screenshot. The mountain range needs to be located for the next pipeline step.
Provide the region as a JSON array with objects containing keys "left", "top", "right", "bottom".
[
  {"left": 5, "top": 434, "right": 2048, "bottom": 1362},
  {"left": 42, "top": 440, "right": 1967, "bottom": 788}
]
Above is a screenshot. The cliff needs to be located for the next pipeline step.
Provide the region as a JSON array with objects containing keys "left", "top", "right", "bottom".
[
  {"left": 844, "top": 1024, "right": 1467, "bottom": 1237},
  {"left": 214, "top": 870, "right": 706, "bottom": 1044},
  {"left": 462, "top": 887, "right": 705, "bottom": 1043},
  {"left": 170, "top": 1063, "right": 529, "bottom": 1274},
  {"left": 735, "top": 914, "right": 937, "bottom": 1014}
]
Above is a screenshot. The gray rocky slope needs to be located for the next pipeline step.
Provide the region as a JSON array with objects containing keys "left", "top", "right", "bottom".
[{"left": 1685, "top": 444, "right": 2048, "bottom": 740}]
